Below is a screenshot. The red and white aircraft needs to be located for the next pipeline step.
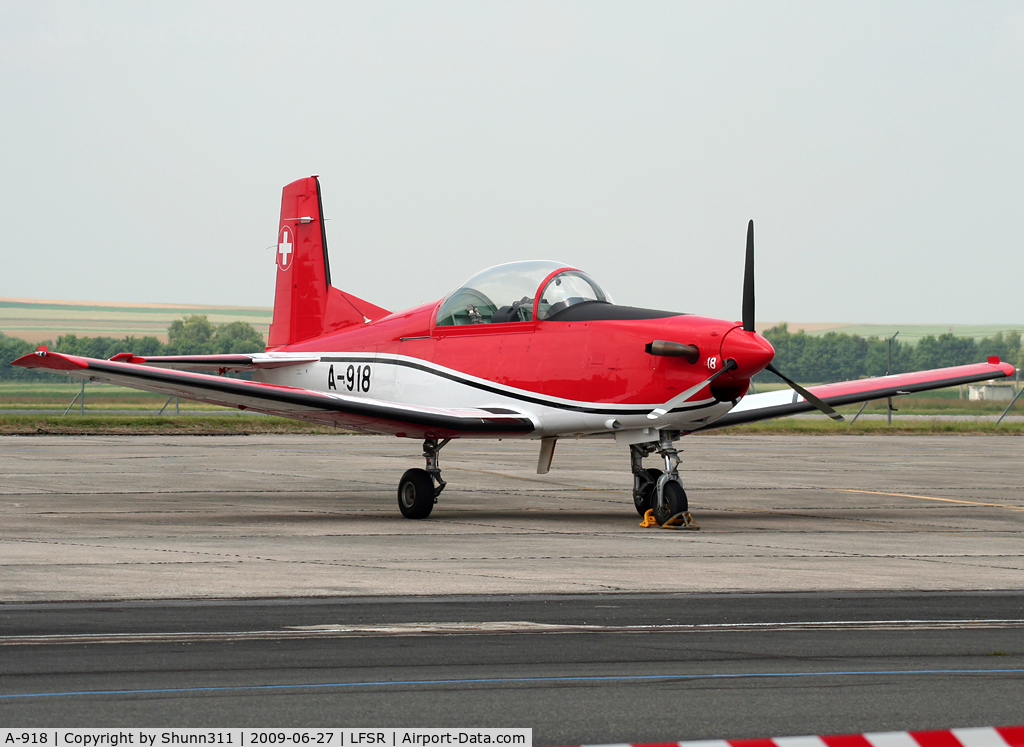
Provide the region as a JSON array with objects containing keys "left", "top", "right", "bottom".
[{"left": 15, "top": 176, "right": 1016, "bottom": 524}]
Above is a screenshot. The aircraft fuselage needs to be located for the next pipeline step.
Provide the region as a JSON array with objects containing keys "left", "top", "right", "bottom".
[{"left": 258, "top": 301, "right": 774, "bottom": 438}]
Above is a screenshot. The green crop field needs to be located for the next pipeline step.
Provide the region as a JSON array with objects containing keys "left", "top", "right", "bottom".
[{"left": 0, "top": 297, "right": 271, "bottom": 343}]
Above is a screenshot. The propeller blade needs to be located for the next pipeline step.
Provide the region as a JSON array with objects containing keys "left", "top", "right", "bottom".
[
  {"left": 742, "top": 219, "right": 755, "bottom": 332},
  {"left": 648, "top": 359, "right": 738, "bottom": 420},
  {"left": 766, "top": 363, "right": 845, "bottom": 422}
]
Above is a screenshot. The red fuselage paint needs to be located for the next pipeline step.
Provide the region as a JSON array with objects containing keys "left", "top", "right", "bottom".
[{"left": 277, "top": 302, "right": 776, "bottom": 407}]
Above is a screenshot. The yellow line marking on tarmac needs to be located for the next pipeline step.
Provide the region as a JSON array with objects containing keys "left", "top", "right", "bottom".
[{"left": 838, "top": 489, "right": 1024, "bottom": 511}]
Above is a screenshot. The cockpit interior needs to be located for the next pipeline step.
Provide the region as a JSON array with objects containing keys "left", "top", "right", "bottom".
[{"left": 435, "top": 260, "right": 612, "bottom": 326}]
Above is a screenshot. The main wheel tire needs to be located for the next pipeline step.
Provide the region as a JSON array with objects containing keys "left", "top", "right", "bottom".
[
  {"left": 652, "top": 479, "right": 688, "bottom": 525},
  {"left": 633, "top": 468, "right": 663, "bottom": 515},
  {"left": 397, "top": 468, "right": 436, "bottom": 519}
]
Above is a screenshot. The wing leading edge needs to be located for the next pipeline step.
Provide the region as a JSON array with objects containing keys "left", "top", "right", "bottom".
[
  {"left": 697, "top": 359, "right": 1016, "bottom": 431},
  {"left": 12, "top": 350, "right": 535, "bottom": 440}
]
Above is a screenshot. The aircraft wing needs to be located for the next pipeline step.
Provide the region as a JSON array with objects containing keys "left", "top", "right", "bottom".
[
  {"left": 12, "top": 350, "right": 536, "bottom": 440},
  {"left": 698, "top": 359, "right": 1016, "bottom": 430}
]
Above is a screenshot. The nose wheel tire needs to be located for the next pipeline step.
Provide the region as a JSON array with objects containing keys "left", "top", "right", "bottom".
[
  {"left": 398, "top": 468, "right": 436, "bottom": 519},
  {"left": 633, "top": 468, "right": 663, "bottom": 515},
  {"left": 652, "top": 480, "right": 688, "bottom": 525}
]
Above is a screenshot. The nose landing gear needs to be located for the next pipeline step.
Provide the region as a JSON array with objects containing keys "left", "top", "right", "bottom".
[
  {"left": 397, "top": 438, "right": 450, "bottom": 519},
  {"left": 630, "top": 432, "right": 692, "bottom": 526}
]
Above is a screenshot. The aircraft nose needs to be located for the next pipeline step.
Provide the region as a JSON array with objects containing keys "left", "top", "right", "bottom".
[{"left": 720, "top": 327, "right": 775, "bottom": 378}]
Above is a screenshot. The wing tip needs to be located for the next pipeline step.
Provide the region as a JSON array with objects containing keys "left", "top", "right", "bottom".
[
  {"left": 12, "top": 350, "right": 88, "bottom": 371},
  {"left": 993, "top": 360, "right": 1016, "bottom": 377}
]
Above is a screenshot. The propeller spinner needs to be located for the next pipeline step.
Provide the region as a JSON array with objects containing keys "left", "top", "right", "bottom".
[{"left": 647, "top": 220, "right": 844, "bottom": 422}]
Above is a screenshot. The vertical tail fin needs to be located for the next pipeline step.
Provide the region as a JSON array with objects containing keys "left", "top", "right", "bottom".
[{"left": 267, "top": 176, "right": 390, "bottom": 348}]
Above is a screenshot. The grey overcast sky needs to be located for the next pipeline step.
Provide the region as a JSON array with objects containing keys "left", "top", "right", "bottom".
[{"left": 1, "top": 1, "right": 1021, "bottom": 324}]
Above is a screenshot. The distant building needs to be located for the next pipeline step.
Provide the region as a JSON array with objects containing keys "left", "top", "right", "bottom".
[{"left": 968, "top": 382, "right": 1015, "bottom": 401}]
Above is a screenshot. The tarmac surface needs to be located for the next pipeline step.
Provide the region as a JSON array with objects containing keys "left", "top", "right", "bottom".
[
  {"left": 2, "top": 434, "right": 1022, "bottom": 600},
  {"left": 1, "top": 434, "right": 1023, "bottom": 738},
  {"left": 1, "top": 593, "right": 1023, "bottom": 741}
]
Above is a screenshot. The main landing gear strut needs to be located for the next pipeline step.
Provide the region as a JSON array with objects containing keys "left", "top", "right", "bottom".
[
  {"left": 396, "top": 434, "right": 693, "bottom": 525},
  {"left": 397, "top": 438, "right": 450, "bottom": 519},
  {"left": 631, "top": 431, "right": 691, "bottom": 526}
]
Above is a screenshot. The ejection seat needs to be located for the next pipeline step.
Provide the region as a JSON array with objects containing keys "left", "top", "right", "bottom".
[{"left": 490, "top": 297, "right": 533, "bottom": 323}]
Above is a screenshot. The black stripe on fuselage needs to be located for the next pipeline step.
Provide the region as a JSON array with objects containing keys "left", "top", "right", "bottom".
[
  {"left": 544, "top": 301, "right": 684, "bottom": 322},
  {"left": 319, "top": 355, "right": 715, "bottom": 416}
]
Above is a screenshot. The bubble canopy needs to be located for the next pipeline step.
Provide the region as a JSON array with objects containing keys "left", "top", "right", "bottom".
[{"left": 435, "top": 260, "right": 612, "bottom": 326}]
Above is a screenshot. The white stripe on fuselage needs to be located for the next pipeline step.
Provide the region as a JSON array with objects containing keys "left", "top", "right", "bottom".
[{"left": 253, "top": 352, "right": 736, "bottom": 437}]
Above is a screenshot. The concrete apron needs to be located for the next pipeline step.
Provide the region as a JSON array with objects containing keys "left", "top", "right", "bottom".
[{"left": 1, "top": 434, "right": 1022, "bottom": 602}]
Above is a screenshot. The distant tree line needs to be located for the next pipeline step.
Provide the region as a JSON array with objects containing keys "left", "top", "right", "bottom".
[
  {"left": 0, "top": 315, "right": 264, "bottom": 381},
  {"left": 2, "top": 317, "right": 1021, "bottom": 385},
  {"left": 753, "top": 324, "right": 1022, "bottom": 384}
]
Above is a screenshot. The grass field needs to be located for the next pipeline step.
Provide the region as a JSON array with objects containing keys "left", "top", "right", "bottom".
[
  {"left": 1, "top": 413, "right": 1020, "bottom": 436},
  {"left": 0, "top": 297, "right": 271, "bottom": 343},
  {"left": 0, "top": 382, "right": 225, "bottom": 410},
  {"left": 1, "top": 379, "right": 1020, "bottom": 435},
  {"left": 2, "top": 381, "right": 1019, "bottom": 416},
  {"left": 0, "top": 414, "right": 338, "bottom": 434}
]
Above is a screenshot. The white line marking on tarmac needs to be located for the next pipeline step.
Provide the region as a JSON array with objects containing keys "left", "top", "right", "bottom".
[{"left": 1, "top": 618, "right": 1022, "bottom": 646}]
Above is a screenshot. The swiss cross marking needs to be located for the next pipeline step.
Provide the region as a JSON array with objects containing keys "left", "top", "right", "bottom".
[{"left": 278, "top": 227, "right": 293, "bottom": 270}]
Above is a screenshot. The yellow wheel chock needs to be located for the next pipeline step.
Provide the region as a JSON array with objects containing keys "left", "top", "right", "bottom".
[
  {"left": 640, "top": 509, "right": 700, "bottom": 530},
  {"left": 640, "top": 509, "right": 659, "bottom": 527}
]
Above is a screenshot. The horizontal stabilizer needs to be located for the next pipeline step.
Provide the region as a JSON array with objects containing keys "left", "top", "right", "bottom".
[{"left": 107, "top": 352, "right": 320, "bottom": 372}]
